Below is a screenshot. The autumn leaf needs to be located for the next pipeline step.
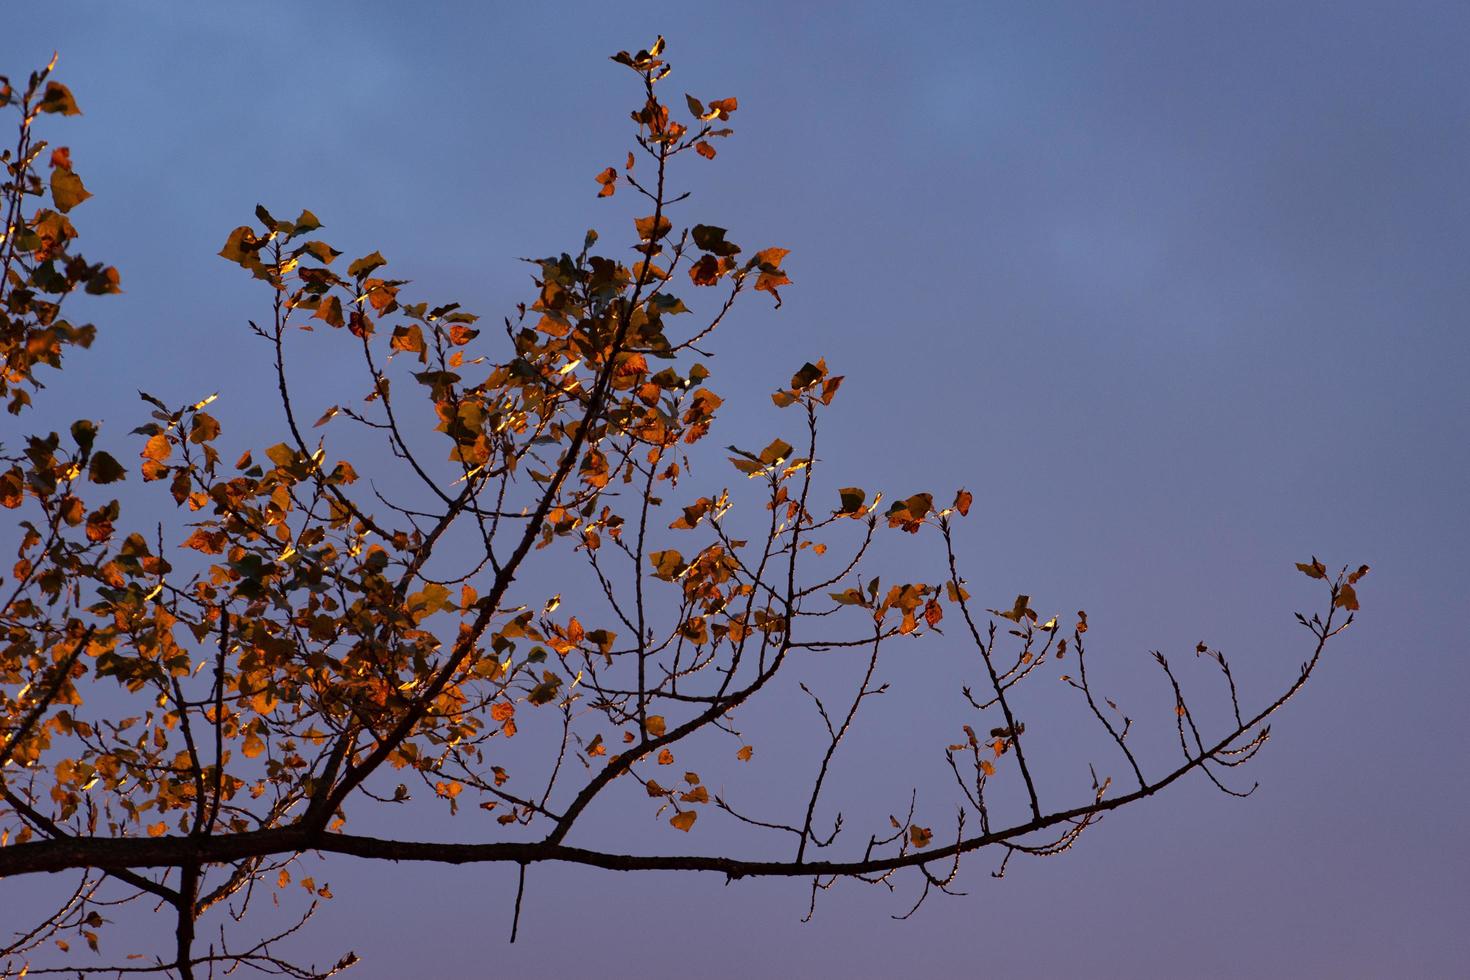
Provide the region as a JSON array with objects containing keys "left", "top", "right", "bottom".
[
  {"left": 704, "top": 97, "right": 737, "bottom": 121},
  {"left": 835, "top": 487, "right": 867, "bottom": 517},
  {"left": 689, "top": 254, "right": 721, "bottom": 286},
  {"left": 348, "top": 251, "right": 387, "bottom": 279},
  {"left": 692, "top": 224, "right": 740, "bottom": 256},
  {"left": 991, "top": 595, "right": 1035, "bottom": 624},
  {"left": 0, "top": 39, "right": 1367, "bottom": 971},
  {"left": 242, "top": 731, "right": 265, "bottom": 758},
  {"left": 1295, "top": 557, "right": 1328, "bottom": 579},
  {"left": 312, "top": 295, "right": 344, "bottom": 327},
  {"left": 635, "top": 214, "right": 673, "bottom": 242},
  {"left": 88, "top": 452, "right": 126, "bottom": 484},
  {"left": 51, "top": 167, "right": 90, "bottom": 213},
  {"left": 39, "top": 81, "right": 82, "bottom": 116},
  {"left": 218, "top": 226, "right": 262, "bottom": 268},
  {"left": 142, "top": 433, "right": 170, "bottom": 463}
]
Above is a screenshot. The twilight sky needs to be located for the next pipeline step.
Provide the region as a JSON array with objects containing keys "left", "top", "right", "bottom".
[{"left": 4, "top": 2, "right": 1468, "bottom": 977}]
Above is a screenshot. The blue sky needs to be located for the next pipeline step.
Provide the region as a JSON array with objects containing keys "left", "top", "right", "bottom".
[{"left": 4, "top": 2, "right": 1467, "bottom": 976}]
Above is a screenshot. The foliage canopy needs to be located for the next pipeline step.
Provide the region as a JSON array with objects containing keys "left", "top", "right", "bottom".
[{"left": 0, "top": 40, "right": 1364, "bottom": 978}]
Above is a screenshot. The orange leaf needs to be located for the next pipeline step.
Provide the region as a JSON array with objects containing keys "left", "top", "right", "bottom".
[
  {"left": 705, "top": 97, "right": 738, "bottom": 121},
  {"left": 142, "top": 433, "right": 171, "bottom": 463},
  {"left": 670, "top": 810, "right": 697, "bottom": 832}
]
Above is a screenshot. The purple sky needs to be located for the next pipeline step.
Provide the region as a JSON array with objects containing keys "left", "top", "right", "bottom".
[{"left": 4, "top": 3, "right": 1468, "bottom": 976}]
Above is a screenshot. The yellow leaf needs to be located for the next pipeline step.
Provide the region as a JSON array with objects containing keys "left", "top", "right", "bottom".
[{"left": 646, "top": 715, "right": 667, "bottom": 737}]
